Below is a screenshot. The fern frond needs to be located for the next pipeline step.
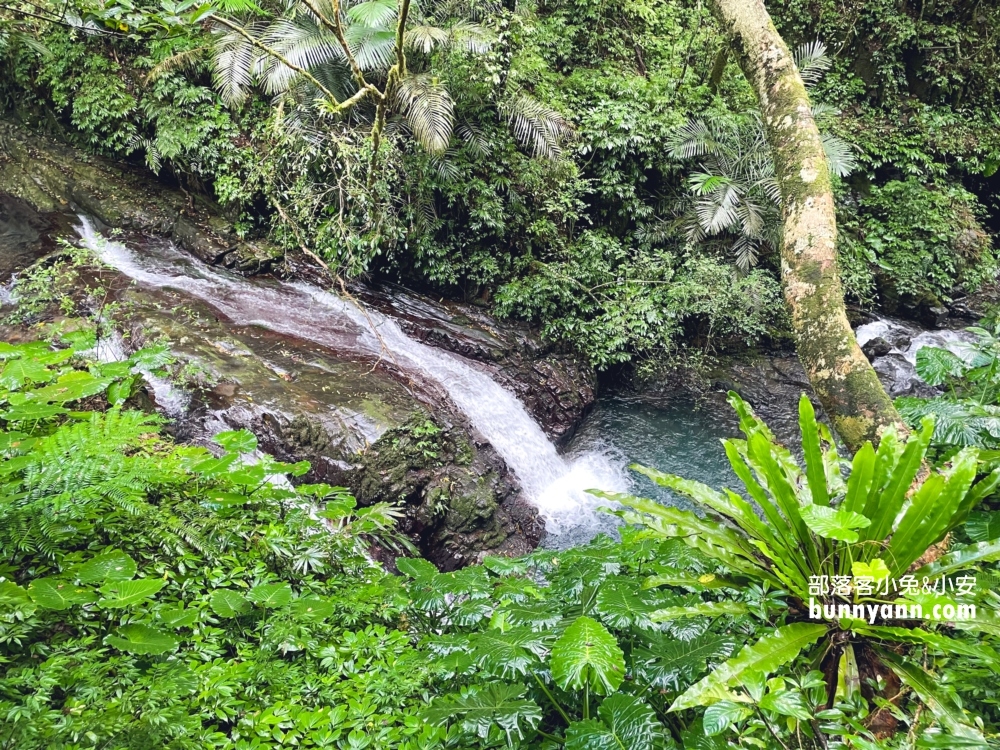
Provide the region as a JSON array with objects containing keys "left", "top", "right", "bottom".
[
  {"left": 146, "top": 46, "right": 210, "bottom": 83},
  {"left": 794, "top": 40, "right": 831, "bottom": 86},
  {"left": 500, "top": 93, "right": 570, "bottom": 159},
  {"left": 394, "top": 73, "right": 454, "bottom": 154}
]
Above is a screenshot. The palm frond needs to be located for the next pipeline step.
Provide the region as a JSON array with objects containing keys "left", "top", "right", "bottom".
[
  {"left": 731, "top": 236, "right": 761, "bottom": 272},
  {"left": 456, "top": 123, "right": 492, "bottom": 157},
  {"left": 212, "top": 23, "right": 265, "bottom": 106},
  {"left": 147, "top": 46, "right": 210, "bottom": 83},
  {"left": 345, "top": 25, "right": 397, "bottom": 70},
  {"left": 666, "top": 119, "right": 722, "bottom": 159},
  {"left": 394, "top": 73, "right": 454, "bottom": 154},
  {"left": 260, "top": 16, "right": 346, "bottom": 94},
  {"left": 794, "top": 40, "right": 831, "bottom": 86},
  {"left": 820, "top": 131, "right": 858, "bottom": 177},
  {"left": 346, "top": 0, "right": 398, "bottom": 28},
  {"left": 405, "top": 24, "right": 449, "bottom": 53},
  {"left": 500, "top": 93, "right": 570, "bottom": 160},
  {"left": 447, "top": 20, "right": 494, "bottom": 53}
]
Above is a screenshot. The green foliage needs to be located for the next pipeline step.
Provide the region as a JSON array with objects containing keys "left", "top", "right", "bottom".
[
  {"left": 598, "top": 392, "right": 1000, "bottom": 745},
  {"left": 839, "top": 179, "right": 996, "bottom": 306},
  {"left": 897, "top": 324, "right": 1000, "bottom": 455},
  {"left": 0, "top": 339, "right": 437, "bottom": 749}
]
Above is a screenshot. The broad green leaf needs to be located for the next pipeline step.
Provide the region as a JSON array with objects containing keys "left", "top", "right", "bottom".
[
  {"left": 98, "top": 578, "right": 165, "bottom": 608},
  {"left": 210, "top": 589, "right": 251, "bottom": 618},
  {"left": 29, "top": 578, "right": 97, "bottom": 609},
  {"left": 76, "top": 550, "right": 137, "bottom": 583},
  {"left": 0, "top": 581, "right": 35, "bottom": 614},
  {"left": 651, "top": 601, "right": 748, "bottom": 621},
  {"left": 800, "top": 504, "right": 870, "bottom": 543},
  {"left": 879, "top": 650, "right": 987, "bottom": 744},
  {"left": 2, "top": 403, "right": 68, "bottom": 421},
  {"left": 863, "top": 418, "right": 932, "bottom": 542},
  {"left": 213, "top": 429, "right": 258, "bottom": 453},
  {"left": 843, "top": 442, "right": 876, "bottom": 514},
  {"left": 854, "top": 625, "right": 999, "bottom": 666},
  {"left": 595, "top": 583, "right": 656, "bottom": 629},
  {"left": 158, "top": 606, "right": 199, "bottom": 628},
  {"left": 423, "top": 684, "right": 542, "bottom": 742},
  {"left": 0, "top": 357, "right": 52, "bottom": 389},
  {"left": 469, "top": 628, "right": 550, "bottom": 679},
  {"left": 702, "top": 700, "right": 751, "bottom": 736},
  {"left": 500, "top": 603, "right": 562, "bottom": 630},
  {"left": 889, "top": 447, "right": 978, "bottom": 575},
  {"left": 30, "top": 371, "right": 112, "bottom": 402},
  {"left": 564, "top": 695, "right": 660, "bottom": 750},
  {"left": 291, "top": 596, "right": 335, "bottom": 619},
  {"left": 851, "top": 559, "right": 890, "bottom": 581},
  {"left": 247, "top": 582, "right": 292, "bottom": 608},
  {"left": 758, "top": 689, "right": 812, "bottom": 720},
  {"left": 670, "top": 623, "right": 827, "bottom": 712},
  {"left": 396, "top": 557, "right": 438, "bottom": 579},
  {"left": 964, "top": 510, "right": 1000, "bottom": 543},
  {"left": 915, "top": 346, "right": 966, "bottom": 386},
  {"left": 912, "top": 539, "right": 1000, "bottom": 580},
  {"left": 550, "top": 616, "right": 625, "bottom": 695},
  {"left": 642, "top": 573, "right": 740, "bottom": 591},
  {"left": 799, "top": 395, "right": 830, "bottom": 506},
  {"left": 105, "top": 624, "right": 179, "bottom": 655},
  {"left": 633, "top": 632, "right": 738, "bottom": 690}
]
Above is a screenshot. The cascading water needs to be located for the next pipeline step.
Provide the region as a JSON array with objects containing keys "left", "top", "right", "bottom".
[{"left": 74, "top": 218, "right": 628, "bottom": 545}]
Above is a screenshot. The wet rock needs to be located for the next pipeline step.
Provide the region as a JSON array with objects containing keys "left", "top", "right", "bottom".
[
  {"left": 355, "top": 283, "right": 597, "bottom": 444},
  {"left": 0, "top": 121, "right": 269, "bottom": 267},
  {"left": 110, "top": 286, "right": 540, "bottom": 568},
  {"left": 862, "top": 337, "right": 892, "bottom": 360}
]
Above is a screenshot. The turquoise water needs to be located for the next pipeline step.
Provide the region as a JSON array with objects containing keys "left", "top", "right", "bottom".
[{"left": 551, "top": 394, "right": 742, "bottom": 547}]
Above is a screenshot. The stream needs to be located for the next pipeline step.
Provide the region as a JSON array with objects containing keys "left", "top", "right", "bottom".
[
  {"left": 74, "top": 219, "right": 632, "bottom": 547},
  {"left": 3, "top": 216, "right": 971, "bottom": 552}
]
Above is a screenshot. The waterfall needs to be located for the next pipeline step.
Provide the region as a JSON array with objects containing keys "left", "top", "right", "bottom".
[{"left": 75, "top": 218, "right": 627, "bottom": 544}]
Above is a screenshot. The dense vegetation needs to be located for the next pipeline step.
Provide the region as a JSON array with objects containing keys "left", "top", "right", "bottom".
[
  {"left": 5, "top": 0, "right": 1000, "bottom": 747},
  {"left": 2, "top": 0, "right": 998, "bottom": 368},
  {"left": 7, "top": 332, "right": 1000, "bottom": 748}
]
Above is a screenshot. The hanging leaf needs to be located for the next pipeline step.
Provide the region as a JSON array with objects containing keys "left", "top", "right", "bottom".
[
  {"left": 76, "top": 550, "right": 137, "bottom": 584},
  {"left": 247, "top": 582, "right": 293, "bottom": 608},
  {"left": 105, "top": 624, "right": 179, "bottom": 655},
  {"left": 702, "top": 700, "right": 752, "bottom": 736},
  {"left": 98, "top": 579, "right": 165, "bottom": 608},
  {"left": 210, "top": 589, "right": 251, "bottom": 618},
  {"left": 550, "top": 616, "right": 626, "bottom": 695},
  {"left": 565, "top": 695, "right": 660, "bottom": 750},
  {"left": 423, "top": 684, "right": 543, "bottom": 743}
]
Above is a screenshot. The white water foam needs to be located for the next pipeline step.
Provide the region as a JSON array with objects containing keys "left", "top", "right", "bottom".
[
  {"left": 856, "top": 317, "right": 977, "bottom": 367},
  {"left": 75, "top": 218, "right": 627, "bottom": 544}
]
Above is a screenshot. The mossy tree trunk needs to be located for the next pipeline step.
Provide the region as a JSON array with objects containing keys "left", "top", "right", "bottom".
[{"left": 707, "top": 0, "right": 904, "bottom": 452}]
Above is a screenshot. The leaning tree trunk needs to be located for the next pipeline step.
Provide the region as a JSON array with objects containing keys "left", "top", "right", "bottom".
[{"left": 706, "top": 0, "right": 904, "bottom": 452}]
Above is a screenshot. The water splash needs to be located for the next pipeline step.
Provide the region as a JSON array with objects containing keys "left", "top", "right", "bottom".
[
  {"left": 856, "top": 317, "right": 977, "bottom": 367},
  {"left": 75, "top": 218, "right": 627, "bottom": 544}
]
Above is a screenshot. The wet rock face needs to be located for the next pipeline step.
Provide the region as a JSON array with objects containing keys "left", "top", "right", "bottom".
[
  {"left": 355, "top": 284, "right": 597, "bottom": 444},
  {"left": 0, "top": 122, "right": 280, "bottom": 271},
  {"left": 110, "top": 288, "right": 540, "bottom": 568},
  {"left": 353, "top": 417, "right": 542, "bottom": 570}
]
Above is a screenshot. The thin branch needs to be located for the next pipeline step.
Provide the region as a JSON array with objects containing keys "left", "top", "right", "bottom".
[
  {"left": 211, "top": 15, "right": 342, "bottom": 104},
  {"left": 299, "top": 0, "right": 370, "bottom": 92}
]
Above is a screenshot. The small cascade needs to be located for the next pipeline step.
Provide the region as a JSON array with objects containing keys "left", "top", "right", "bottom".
[
  {"left": 75, "top": 218, "right": 627, "bottom": 545},
  {"left": 855, "top": 316, "right": 977, "bottom": 397}
]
